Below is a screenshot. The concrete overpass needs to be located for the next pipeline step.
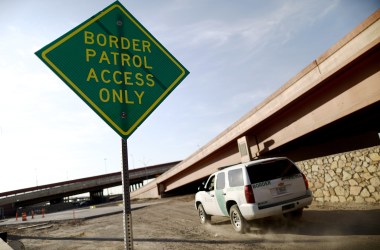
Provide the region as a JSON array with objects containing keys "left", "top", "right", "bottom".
[
  {"left": 0, "top": 161, "right": 179, "bottom": 212},
  {"left": 131, "top": 10, "right": 380, "bottom": 199}
]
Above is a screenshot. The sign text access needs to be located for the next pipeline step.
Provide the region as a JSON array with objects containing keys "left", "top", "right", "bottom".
[{"left": 36, "top": 1, "right": 189, "bottom": 139}]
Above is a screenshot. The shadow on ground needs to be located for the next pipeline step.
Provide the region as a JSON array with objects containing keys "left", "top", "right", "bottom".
[{"left": 244, "top": 209, "right": 380, "bottom": 236}]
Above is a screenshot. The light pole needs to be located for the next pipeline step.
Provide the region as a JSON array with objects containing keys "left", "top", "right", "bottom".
[
  {"left": 104, "top": 158, "right": 107, "bottom": 173},
  {"left": 104, "top": 158, "right": 109, "bottom": 197},
  {"left": 35, "top": 168, "right": 38, "bottom": 187}
]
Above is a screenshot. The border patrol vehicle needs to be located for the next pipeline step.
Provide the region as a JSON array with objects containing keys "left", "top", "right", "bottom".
[{"left": 195, "top": 157, "right": 313, "bottom": 233}]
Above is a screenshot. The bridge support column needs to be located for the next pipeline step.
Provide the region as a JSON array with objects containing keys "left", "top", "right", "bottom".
[
  {"left": 90, "top": 189, "right": 104, "bottom": 204},
  {"left": 157, "top": 183, "right": 165, "bottom": 196},
  {"left": 237, "top": 136, "right": 252, "bottom": 163},
  {"left": 50, "top": 197, "right": 64, "bottom": 205}
]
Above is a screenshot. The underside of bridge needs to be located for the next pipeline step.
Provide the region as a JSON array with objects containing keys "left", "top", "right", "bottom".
[
  {"left": 268, "top": 100, "right": 380, "bottom": 161},
  {"left": 252, "top": 43, "right": 380, "bottom": 161},
  {"left": 164, "top": 100, "right": 380, "bottom": 196}
]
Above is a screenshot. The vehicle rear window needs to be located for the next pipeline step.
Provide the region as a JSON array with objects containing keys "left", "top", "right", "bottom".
[
  {"left": 228, "top": 169, "right": 243, "bottom": 187},
  {"left": 247, "top": 159, "right": 300, "bottom": 184}
]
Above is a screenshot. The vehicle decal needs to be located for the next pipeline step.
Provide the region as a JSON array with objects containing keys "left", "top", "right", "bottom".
[
  {"left": 258, "top": 201, "right": 268, "bottom": 206},
  {"left": 282, "top": 173, "right": 302, "bottom": 180},
  {"left": 215, "top": 189, "right": 229, "bottom": 216},
  {"left": 252, "top": 180, "right": 271, "bottom": 188}
]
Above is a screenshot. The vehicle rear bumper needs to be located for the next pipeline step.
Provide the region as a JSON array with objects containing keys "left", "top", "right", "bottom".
[{"left": 240, "top": 191, "right": 313, "bottom": 221}]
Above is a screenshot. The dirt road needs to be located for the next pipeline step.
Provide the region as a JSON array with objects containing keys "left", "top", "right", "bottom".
[{"left": 2, "top": 195, "right": 380, "bottom": 249}]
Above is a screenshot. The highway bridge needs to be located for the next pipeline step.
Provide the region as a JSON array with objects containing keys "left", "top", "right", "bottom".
[
  {"left": 0, "top": 161, "right": 179, "bottom": 216},
  {"left": 131, "top": 10, "right": 380, "bottom": 199}
]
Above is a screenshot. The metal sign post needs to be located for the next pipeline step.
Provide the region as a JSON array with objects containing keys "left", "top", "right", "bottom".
[{"left": 121, "top": 138, "right": 133, "bottom": 249}]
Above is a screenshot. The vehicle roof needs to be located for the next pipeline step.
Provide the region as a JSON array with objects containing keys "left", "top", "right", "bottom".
[{"left": 217, "top": 157, "right": 289, "bottom": 172}]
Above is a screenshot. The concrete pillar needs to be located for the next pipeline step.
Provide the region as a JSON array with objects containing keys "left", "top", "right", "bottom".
[
  {"left": 50, "top": 197, "right": 64, "bottom": 205},
  {"left": 90, "top": 189, "right": 104, "bottom": 204}
]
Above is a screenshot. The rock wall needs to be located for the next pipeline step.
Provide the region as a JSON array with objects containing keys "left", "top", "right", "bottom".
[{"left": 296, "top": 145, "right": 380, "bottom": 204}]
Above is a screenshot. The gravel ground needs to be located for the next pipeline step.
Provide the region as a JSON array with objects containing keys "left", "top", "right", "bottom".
[{"left": 1, "top": 195, "right": 380, "bottom": 250}]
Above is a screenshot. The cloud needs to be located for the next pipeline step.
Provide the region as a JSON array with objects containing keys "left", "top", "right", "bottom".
[{"left": 163, "top": 0, "right": 340, "bottom": 62}]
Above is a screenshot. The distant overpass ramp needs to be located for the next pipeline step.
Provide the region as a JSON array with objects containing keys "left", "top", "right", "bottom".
[
  {"left": 131, "top": 10, "right": 380, "bottom": 199},
  {"left": 0, "top": 161, "right": 179, "bottom": 208}
]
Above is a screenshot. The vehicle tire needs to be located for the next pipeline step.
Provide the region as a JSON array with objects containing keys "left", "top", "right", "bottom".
[
  {"left": 284, "top": 208, "right": 303, "bottom": 220},
  {"left": 229, "top": 204, "right": 248, "bottom": 233},
  {"left": 198, "top": 204, "right": 211, "bottom": 224}
]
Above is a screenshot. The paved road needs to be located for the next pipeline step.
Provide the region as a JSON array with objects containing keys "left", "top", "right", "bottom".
[{"left": 0, "top": 201, "right": 161, "bottom": 226}]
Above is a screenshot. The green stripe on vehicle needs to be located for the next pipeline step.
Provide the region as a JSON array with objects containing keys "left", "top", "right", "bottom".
[{"left": 215, "top": 190, "right": 229, "bottom": 216}]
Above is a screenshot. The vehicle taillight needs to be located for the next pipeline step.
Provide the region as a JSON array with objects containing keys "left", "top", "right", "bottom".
[
  {"left": 302, "top": 173, "right": 309, "bottom": 190},
  {"left": 244, "top": 185, "right": 255, "bottom": 203}
]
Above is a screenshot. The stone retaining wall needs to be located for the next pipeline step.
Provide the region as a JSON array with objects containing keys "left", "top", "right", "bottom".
[{"left": 296, "top": 145, "right": 380, "bottom": 204}]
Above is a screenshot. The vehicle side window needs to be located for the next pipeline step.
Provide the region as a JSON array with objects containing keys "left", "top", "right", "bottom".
[
  {"left": 228, "top": 169, "right": 243, "bottom": 187},
  {"left": 205, "top": 175, "right": 215, "bottom": 191},
  {"left": 216, "top": 172, "right": 225, "bottom": 190}
]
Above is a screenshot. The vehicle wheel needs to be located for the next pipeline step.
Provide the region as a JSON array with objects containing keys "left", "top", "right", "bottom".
[
  {"left": 198, "top": 204, "right": 211, "bottom": 224},
  {"left": 229, "top": 205, "right": 248, "bottom": 233},
  {"left": 284, "top": 208, "right": 303, "bottom": 220}
]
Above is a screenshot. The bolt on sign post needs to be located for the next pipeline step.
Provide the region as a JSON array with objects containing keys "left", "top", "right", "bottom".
[{"left": 35, "top": 1, "right": 189, "bottom": 249}]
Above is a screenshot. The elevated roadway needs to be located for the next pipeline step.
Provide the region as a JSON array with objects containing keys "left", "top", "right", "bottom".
[
  {"left": 131, "top": 10, "right": 380, "bottom": 199},
  {"left": 0, "top": 161, "right": 179, "bottom": 209}
]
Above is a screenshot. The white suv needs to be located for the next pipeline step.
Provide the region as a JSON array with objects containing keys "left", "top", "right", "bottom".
[{"left": 195, "top": 157, "right": 312, "bottom": 233}]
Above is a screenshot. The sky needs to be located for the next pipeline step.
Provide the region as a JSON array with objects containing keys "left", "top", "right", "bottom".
[{"left": 0, "top": 0, "right": 378, "bottom": 193}]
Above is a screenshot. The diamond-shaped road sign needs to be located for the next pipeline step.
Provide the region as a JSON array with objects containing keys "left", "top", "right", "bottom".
[{"left": 36, "top": 1, "right": 189, "bottom": 139}]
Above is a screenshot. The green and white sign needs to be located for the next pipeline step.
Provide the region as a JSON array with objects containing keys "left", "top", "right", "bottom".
[{"left": 36, "top": 1, "right": 189, "bottom": 139}]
